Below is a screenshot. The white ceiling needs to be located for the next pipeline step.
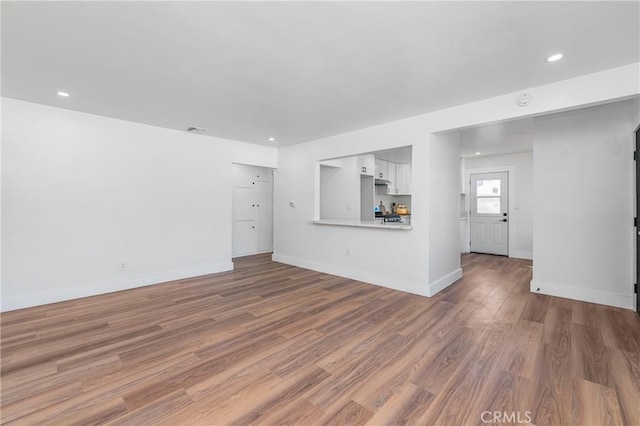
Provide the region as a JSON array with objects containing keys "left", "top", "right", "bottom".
[
  {"left": 459, "top": 118, "right": 533, "bottom": 158},
  {"left": 372, "top": 146, "right": 413, "bottom": 164},
  {"left": 2, "top": 1, "right": 639, "bottom": 147}
]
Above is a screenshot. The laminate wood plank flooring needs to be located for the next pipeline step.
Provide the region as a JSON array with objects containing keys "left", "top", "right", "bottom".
[{"left": 1, "top": 253, "right": 639, "bottom": 425}]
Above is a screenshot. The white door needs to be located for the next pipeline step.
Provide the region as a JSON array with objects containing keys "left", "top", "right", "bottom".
[
  {"left": 254, "top": 173, "right": 273, "bottom": 253},
  {"left": 233, "top": 222, "right": 256, "bottom": 256},
  {"left": 255, "top": 169, "right": 270, "bottom": 183},
  {"left": 470, "top": 172, "right": 508, "bottom": 256},
  {"left": 233, "top": 188, "right": 255, "bottom": 221},
  {"left": 233, "top": 164, "right": 255, "bottom": 188}
]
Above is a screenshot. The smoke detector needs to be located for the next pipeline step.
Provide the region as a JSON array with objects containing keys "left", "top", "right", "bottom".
[
  {"left": 185, "top": 126, "right": 209, "bottom": 133},
  {"left": 516, "top": 93, "right": 532, "bottom": 107}
]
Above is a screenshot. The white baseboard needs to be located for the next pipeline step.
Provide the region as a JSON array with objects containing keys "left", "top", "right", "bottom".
[
  {"left": 530, "top": 279, "right": 635, "bottom": 310},
  {"left": 430, "top": 268, "right": 463, "bottom": 295},
  {"left": 271, "top": 253, "right": 430, "bottom": 297},
  {"left": 512, "top": 250, "right": 533, "bottom": 260},
  {"left": 0, "top": 262, "right": 234, "bottom": 312}
]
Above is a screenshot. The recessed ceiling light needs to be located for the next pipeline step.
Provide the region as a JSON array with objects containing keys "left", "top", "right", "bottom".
[
  {"left": 475, "top": 152, "right": 481, "bottom": 156},
  {"left": 268, "top": 137, "right": 275, "bottom": 142},
  {"left": 57, "top": 91, "right": 70, "bottom": 97},
  {"left": 547, "top": 53, "right": 563, "bottom": 62}
]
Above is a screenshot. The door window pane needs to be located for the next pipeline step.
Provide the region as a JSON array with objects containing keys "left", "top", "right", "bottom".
[
  {"left": 476, "top": 179, "right": 501, "bottom": 196},
  {"left": 477, "top": 197, "right": 501, "bottom": 214}
]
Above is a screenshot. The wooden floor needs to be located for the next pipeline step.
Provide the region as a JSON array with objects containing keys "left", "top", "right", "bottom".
[{"left": 1, "top": 253, "right": 639, "bottom": 425}]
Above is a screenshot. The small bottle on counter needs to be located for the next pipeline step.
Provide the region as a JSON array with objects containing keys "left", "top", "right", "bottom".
[{"left": 378, "top": 201, "right": 386, "bottom": 215}]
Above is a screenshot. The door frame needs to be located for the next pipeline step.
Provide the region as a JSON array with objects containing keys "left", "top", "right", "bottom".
[
  {"left": 635, "top": 123, "right": 640, "bottom": 314},
  {"left": 464, "top": 165, "right": 522, "bottom": 259},
  {"left": 231, "top": 163, "right": 275, "bottom": 258}
]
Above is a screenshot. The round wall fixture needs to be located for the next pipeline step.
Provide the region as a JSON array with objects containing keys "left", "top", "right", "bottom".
[
  {"left": 516, "top": 93, "right": 532, "bottom": 107},
  {"left": 185, "top": 126, "right": 209, "bottom": 133}
]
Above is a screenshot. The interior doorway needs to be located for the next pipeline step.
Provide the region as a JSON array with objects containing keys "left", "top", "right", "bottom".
[
  {"left": 458, "top": 118, "right": 533, "bottom": 261},
  {"left": 470, "top": 171, "right": 509, "bottom": 256},
  {"left": 232, "top": 163, "right": 274, "bottom": 257}
]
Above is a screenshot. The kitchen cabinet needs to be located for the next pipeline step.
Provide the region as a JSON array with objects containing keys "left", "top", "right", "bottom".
[
  {"left": 317, "top": 147, "right": 412, "bottom": 226},
  {"left": 386, "top": 162, "right": 396, "bottom": 194},
  {"left": 359, "top": 154, "right": 374, "bottom": 176},
  {"left": 395, "top": 163, "right": 412, "bottom": 195},
  {"left": 232, "top": 164, "right": 273, "bottom": 256},
  {"left": 375, "top": 159, "right": 388, "bottom": 180}
]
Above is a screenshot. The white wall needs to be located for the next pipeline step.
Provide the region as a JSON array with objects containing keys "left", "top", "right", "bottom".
[
  {"left": 428, "top": 132, "right": 462, "bottom": 292},
  {"left": 463, "top": 152, "right": 533, "bottom": 259},
  {"left": 532, "top": 99, "right": 639, "bottom": 310},
  {"left": 319, "top": 157, "right": 359, "bottom": 221},
  {"left": 1, "top": 98, "right": 277, "bottom": 311},
  {"left": 273, "top": 63, "right": 639, "bottom": 301},
  {"left": 274, "top": 126, "right": 432, "bottom": 296}
]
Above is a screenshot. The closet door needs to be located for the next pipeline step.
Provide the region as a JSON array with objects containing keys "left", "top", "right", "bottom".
[
  {"left": 233, "top": 222, "right": 256, "bottom": 256},
  {"left": 254, "top": 167, "right": 273, "bottom": 253},
  {"left": 233, "top": 164, "right": 255, "bottom": 188},
  {"left": 232, "top": 164, "right": 256, "bottom": 257},
  {"left": 233, "top": 187, "right": 255, "bottom": 221}
]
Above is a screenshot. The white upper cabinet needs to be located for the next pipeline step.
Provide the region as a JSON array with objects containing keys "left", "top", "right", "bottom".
[
  {"left": 395, "top": 163, "right": 412, "bottom": 195},
  {"left": 359, "top": 154, "right": 375, "bottom": 176},
  {"left": 375, "top": 159, "right": 388, "bottom": 180},
  {"left": 387, "top": 162, "right": 396, "bottom": 194}
]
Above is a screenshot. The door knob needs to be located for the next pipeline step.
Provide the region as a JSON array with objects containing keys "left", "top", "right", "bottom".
[{"left": 500, "top": 219, "right": 507, "bottom": 222}]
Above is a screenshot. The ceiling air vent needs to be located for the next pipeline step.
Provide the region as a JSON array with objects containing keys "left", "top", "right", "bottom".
[{"left": 185, "top": 126, "right": 209, "bottom": 133}]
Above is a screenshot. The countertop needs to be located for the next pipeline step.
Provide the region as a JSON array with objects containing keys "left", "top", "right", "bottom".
[{"left": 313, "top": 219, "right": 413, "bottom": 230}]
